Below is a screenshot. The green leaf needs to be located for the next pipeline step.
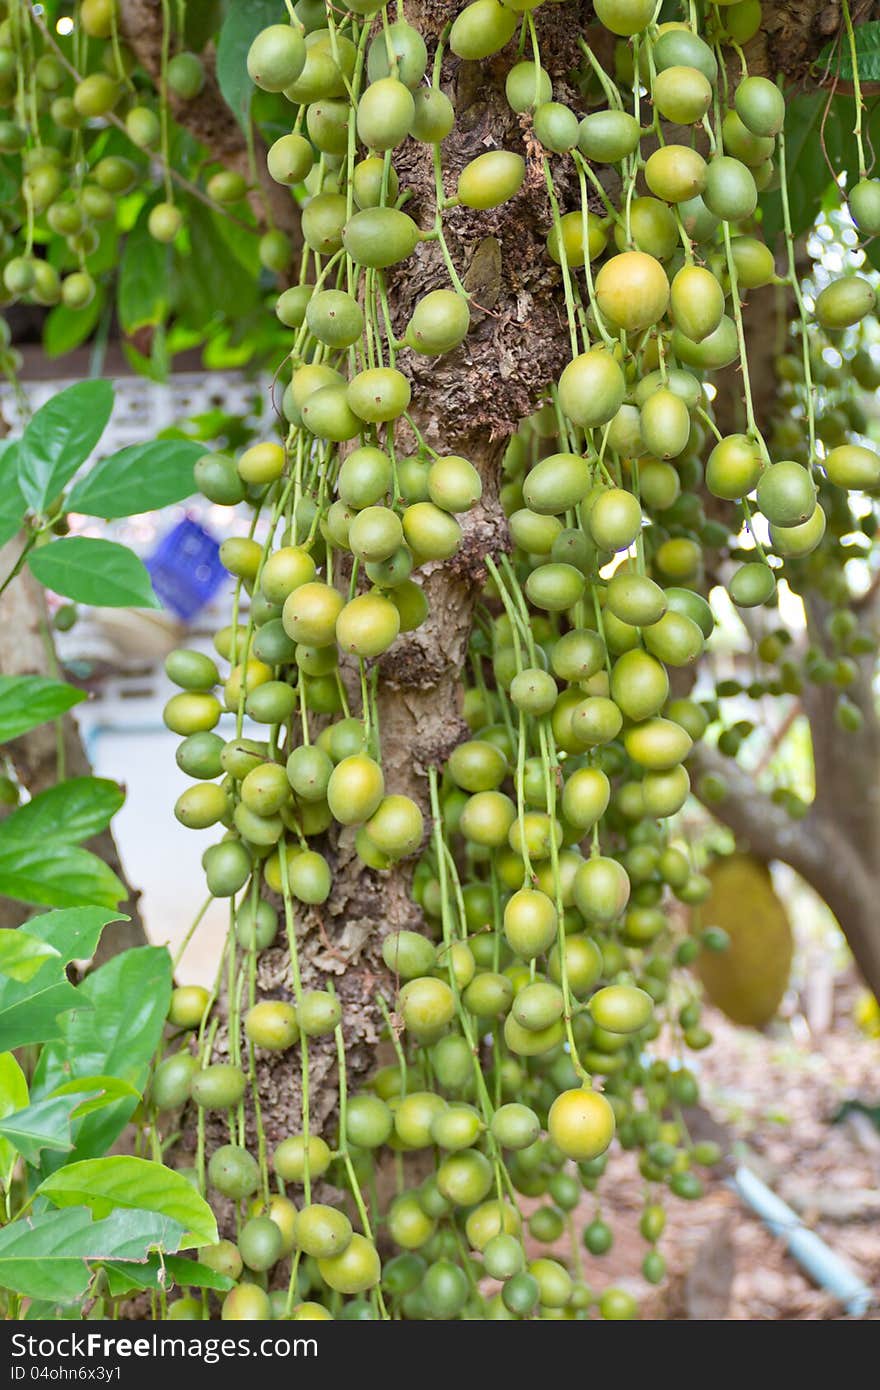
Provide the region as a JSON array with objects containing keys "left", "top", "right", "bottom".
[
  {"left": 0, "top": 1206, "right": 187, "bottom": 1302},
  {"left": 103, "top": 1253, "right": 235, "bottom": 1297},
  {"left": 216, "top": 0, "right": 279, "bottom": 129},
  {"left": 32, "top": 946, "right": 172, "bottom": 1164},
  {"left": 817, "top": 23, "right": 880, "bottom": 81},
  {"left": 176, "top": 199, "right": 259, "bottom": 331},
  {"left": 26, "top": 906, "right": 123, "bottom": 965},
  {"left": 28, "top": 537, "right": 160, "bottom": 609},
  {"left": 38, "top": 1156, "right": 218, "bottom": 1249},
  {"left": 0, "top": 1096, "right": 75, "bottom": 1164},
  {"left": 68, "top": 439, "right": 202, "bottom": 519},
  {"left": 0, "top": 1052, "right": 29, "bottom": 1188},
  {"left": 0, "top": 777, "right": 124, "bottom": 848},
  {"left": 0, "top": 976, "right": 81, "bottom": 1051},
  {"left": 0, "top": 839, "right": 126, "bottom": 912},
  {"left": 17, "top": 381, "right": 114, "bottom": 514},
  {"left": 44, "top": 287, "right": 106, "bottom": 359},
  {"left": 0, "top": 675, "right": 85, "bottom": 742},
  {"left": 0, "top": 442, "right": 25, "bottom": 547},
  {"left": 118, "top": 207, "right": 170, "bottom": 334},
  {"left": 0, "top": 929, "right": 60, "bottom": 983},
  {"left": 51, "top": 1074, "right": 141, "bottom": 1121}
]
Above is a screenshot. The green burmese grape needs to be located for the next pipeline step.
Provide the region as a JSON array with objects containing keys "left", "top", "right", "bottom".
[
  {"left": 338, "top": 446, "right": 392, "bottom": 508},
  {"left": 448, "top": 739, "right": 507, "bottom": 792},
  {"left": 769, "top": 503, "right": 827, "bottom": 557},
  {"left": 533, "top": 101, "right": 579, "bottom": 153},
  {"left": 730, "top": 235, "right": 776, "bottom": 288},
  {"left": 652, "top": 26, "right": 718, "bottom": 81},
  {"left": 704, "top": 155, "right": 758, "bottom": 221},
  {"left": 614, "top": 196, "right": 678, "bottom": 261},
  {"left": 548, "top": 933, "right": 603, "bottom": 996},
  {"left": 573, "top": 855, "right": 630, "bottom": 923},
  {"left": 815, "top": 275, "right": 876, "bottom": 329},
  {"left": 558, "top": 348, "right": 625, "bottom": 428},
  {"left": 562, "top": 766, "right": 610, "bottom": 830},
  {"left": 306, "top": 98, "right": 350, "bottom": 155},
  {"left": 644, "top": 609, "right": 704, "bottom": 666},
  {"left": 357, "top": 77, "right": 415, "bottom": 151},
  {"left": 402, "top": 501, "right": 461, "bottom": 559},
  {"left": 589, "top": 488, "right": 642, "bottom": 551},
  {"left": 193, "top": 1063, "right": 247, "bottom": 1111},
  {"left": 640, "top": 388, "right": 691, "bottom": 460},
  {"left": 166, "top": 648, "right": 219, "bottom": 691},
  {"left": 297, "top": 989, "right": 341, "bottom": 1036},
  {"left": 235, "top": 901, "right": 277, "bottom": 955},
  {"left": 174, "top": 783, "right": 227, "bottom": 830},
  {"left": 513, "top": 981, "right": 564, "bottom": 1032},
  {"left": 670, "top": 264, "right": 725, "bottom": 344},
  {"left": 208, "top": 1142, "right": 259, "bottom": 1197},
  {"left": 525, "top": 562, "right": 585, "bottom": 612},
  {"left": 594, "top": 0, "right": 656, "bottom": 36},
  {"left": 436, "top": 1149, "right": 494, "bottom": 1207},
  {"left": 245, "top": 681, "right": 297, "bottom": 724},
  {"left": 624, "top": 717, "right": 692, "bottom": 770},
  {"left": 457, "top": 150, "right": 525, "bottom": 209},
  {"left": 509, "top": 508, "right": 563, "bottom": 553},
  {"left": 295, "top": 1204, "right": 353, "bottom": 1259},
  {"left": 167, "top": 51, "right": 204, "bottom": 100},
  {"left": 343, "top": 207, "right": 420, "bottom": 268},
  {"left": 491, "top": 1103, "right": 540, "bottom": 1151},
  {"left": 268, "top": 132, "right": 314, "bottom": 186},
  {"left": 735, "top": 74, "right": 785, "bottom": 138},
  {"left": 611, "top": 649, "right": 669, "bottom": 721},
  {"left": 825, "top": 443, "right": 880, "bottom": 489},
  {"left": 285, "top": 31, "right": 356, "bottom": 103},
  {"left": 382, "top": 929, "right": 436, "bottom": 979},
  {"left": 590, "top": 984, "right": 653, "bottom": 1033},
  {"left": 509, "top": 667, "right": 557, "bottom": 715},
  {"left": 286, "top": 745, "right": 333, "bottom": 802},
  {"left": 410, "top": 86, "right": 455, "bottom": 143},
  {"left": 503, "top": 887, "right": 557, "bottom": 959},
  {"left": 176, "top": 731, "right": 224, "bottom": 780},
  {"left": 652, "top": 65, "right": 712, "bottom": 124},
  {"left": 606, "top": 571, "right": 666, "bottom": 626},
  {"left": 552, "top": 628, "right": 605, "bottom": 681},
  {"left": 299, "top": 187, "right": 348, "bottom": 253},
  {"left": 722, "top": 109, "right": 774, "bottom": 167},
  {"left": 706, "top": 433, "right": 763, "bottom": 499},
  {"left": 641, "top": 764, "right": 691, "bottom": 817},
  {"left": 406, "top": 290, "right": 470, "bottom": 356},
  {"left": 644, "top": 144, "right": 707, "bottom": 203},
  {"left": 348, "top": 366, "right": 411, "bottom": 422},
  {"left": 151, "top": 1053, "right": 198, "bottom": 1110},
  {"left": 367, "top": 20, "right": 427, "bottom": 86},
  {"left": 73, "top": 73, "right": 118, "bottom": 117},
  {"left": 449, "top": 0, "right": 518, "bottom": 61},
  {"left": 289, "top": 849, "right": 332, "bottom": 904},
  {"left": 522, "top": 452, "right": 590, "bottom": 515},
  {"left": 364, "top": 794, "right": 423, "bottom": 857},
  {"left": 849, "top": 178, "right": 880, "bottom": 236},
  {"left": 398, "top": 976, "right": 455, "bottom": 1036},
  {"left": 756, "top": 460, "right": 815, "bottom": 526},
  {"left": 578, "top": 108, "right": 641, "bottom": 163},
  {"left": 348, "top": 506, "right": 404, "bottom": 563},
  {"left": 729, "top": 561, "right": 777, "bottom": 607},
  {"left": 352, "top": 155, "right": 400, "bottom": 208},
  {"left": 463, "top": 970, "right": 513, "bottom": 1018},
  {"left": 306, "top": 289, "right": 364, "bottom": 349},
  {"left": 506, "top": 61, "right": 551, "bottom": 113},
  {"left": 195, "top": 452, "right": 246, "bottom": 506},
  {"left": 207, "top": 170, "right": 248, "bottom": 204},
  {"left": 203, "top": 840, "right": 251, "bottom": 898},
  {"left": 671, "top": 315, "right": 739, "bottom": 369},
  {"left": 247, "top": 24, "right": 306, "bottom": 92},
  {"left": 427, "top": 454, "right": 481, "bottom": 511}
]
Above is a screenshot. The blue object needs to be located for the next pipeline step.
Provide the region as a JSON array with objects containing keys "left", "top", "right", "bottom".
[
  {"left": 733, "top": 1164, "right": 873, "bottom": 1317},
  {"left": 146, "top": 517, "right": 227, "bottom": 620}
]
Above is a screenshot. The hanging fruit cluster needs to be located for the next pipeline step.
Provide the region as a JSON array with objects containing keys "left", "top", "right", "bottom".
[{"left": 142, "top": 0, "right": 880, "bottom": 1320}]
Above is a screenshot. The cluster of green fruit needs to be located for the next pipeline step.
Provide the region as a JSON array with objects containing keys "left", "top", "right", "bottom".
[
  {"left": 0, "top": 0, "right": 297, "bottom": 336},
  {"left": 147, "top": 0, "right": 880, "bottom": 1322}
]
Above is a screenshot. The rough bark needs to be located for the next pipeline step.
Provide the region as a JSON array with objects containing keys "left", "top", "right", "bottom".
[{"left": 0, "top": 540, "right": 146, "bottom": 964}]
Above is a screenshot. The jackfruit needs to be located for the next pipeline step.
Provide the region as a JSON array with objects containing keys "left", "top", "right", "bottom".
[{"left": 693, "top": 853, "right": 793, "bottom": 1027}]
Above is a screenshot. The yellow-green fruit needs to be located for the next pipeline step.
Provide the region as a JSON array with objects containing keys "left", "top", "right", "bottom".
[
  {"left": 547, "top": 1086, "right": 615, "bottom": 1161},
  {"left": 814, "top": 276, "right": 876, "bottom": 330},
  {"left": 694, "top": 854, "right": 793, "bottom": 1026},
  {"left": 670, "top": 265, "right": 725, "bottom": 343},
  {"left": 595, "top": 251, "right": 670, "bottom": 332},
  {"left": 558, "top": 349, "right": 625, "bottom": 428}
]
